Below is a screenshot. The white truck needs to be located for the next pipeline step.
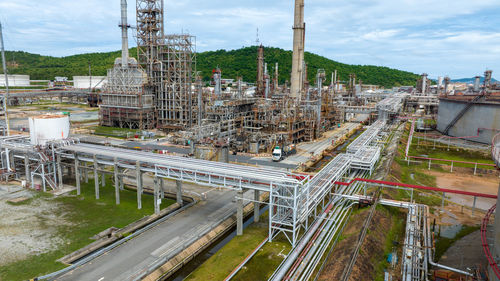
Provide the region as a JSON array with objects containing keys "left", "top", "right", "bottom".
[
  {"left": 272, "top": 147, "right": 284, "bottom": 162},
  {"left": 272, "top": 145, "right": 296, "bottom": 162}
]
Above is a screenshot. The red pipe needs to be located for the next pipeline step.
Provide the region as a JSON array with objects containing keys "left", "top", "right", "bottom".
[
  {"left": 481, "top": 204, "right": 500, "bottom": 279},
  {"left": 334, "top": 178, "right": 497, "bottom": 199}
]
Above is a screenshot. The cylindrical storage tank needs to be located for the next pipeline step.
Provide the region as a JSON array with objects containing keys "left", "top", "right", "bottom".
[{"left": 29, "top": 114, "right": 70, "bottom": 146}]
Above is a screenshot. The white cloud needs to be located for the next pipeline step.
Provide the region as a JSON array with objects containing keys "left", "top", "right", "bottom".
[{"left": 0, "top": 0, "right": 498, "bottom": 78}]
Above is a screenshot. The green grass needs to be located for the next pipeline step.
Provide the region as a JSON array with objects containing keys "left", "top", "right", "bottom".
[
  {"left": 0, "top": 176, "right": 175, "bottom": 281},
  {"left": 435, "top": 225, "right": 480, "bottom": 261},
  {"left": 374, "top": 206, "right": 406, "bottom": 281},
  {"left": 92, "top": 126, "right": 140, "bottom": 138},
  {"left": 406, "top": 129, "right": 494, "bottom": 169},
  {"left": 185, "top": 211, "right": 291, "bottom": 281}
]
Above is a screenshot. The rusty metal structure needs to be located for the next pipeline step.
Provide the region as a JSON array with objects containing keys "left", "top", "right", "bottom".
[
  {"left": 100, "top": 0, "right": 197, "bottom": 130},
  {"left": 99, "top": 0, "right": 155, "bottom": 129}
]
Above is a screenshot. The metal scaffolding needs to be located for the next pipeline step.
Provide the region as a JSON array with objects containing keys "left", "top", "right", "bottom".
[{"left": 157, "top": 34, "right": 197, "bottom": 129}]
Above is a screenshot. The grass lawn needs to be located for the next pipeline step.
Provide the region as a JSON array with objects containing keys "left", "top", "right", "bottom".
[
  {"left": 185, "top": 212, "right": 291, "bottom": 281},
  {"left": 91, "top": 126, "right": 140, "bottom": 139},
  {"left": 374, "top": 206, "right": 406, "bottom": 281},
  {"left": 0, "top": 176, "right": 175, "bottom": 281}
]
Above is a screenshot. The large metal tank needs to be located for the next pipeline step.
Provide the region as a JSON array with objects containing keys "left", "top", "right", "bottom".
[{"left": 29, "top": 114, "right": 70, "bottom": 146}]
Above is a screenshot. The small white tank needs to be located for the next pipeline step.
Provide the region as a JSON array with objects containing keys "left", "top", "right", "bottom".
[{"left": 29, "top": 114, "right": 70, "bottom": 146}]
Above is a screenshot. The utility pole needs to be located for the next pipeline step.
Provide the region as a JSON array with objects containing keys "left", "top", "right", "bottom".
[{"left": 0, "top": 22, "right": 10, "bottom": 135}]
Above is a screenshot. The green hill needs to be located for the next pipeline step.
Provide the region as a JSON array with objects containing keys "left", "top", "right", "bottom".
[{"left": 2, "top": 46, "right": 419, "bottom": 88}]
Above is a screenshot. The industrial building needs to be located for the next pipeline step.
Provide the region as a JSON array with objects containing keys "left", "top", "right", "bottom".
[
  {"left": 437, "top": 70, "right": 500, "bottom": 144},
  {"left": 0, "top": 74, "right": 29, "bottom": 87},
  {"left": 73, "top": 76, "right": 107, "bottom": 89}
]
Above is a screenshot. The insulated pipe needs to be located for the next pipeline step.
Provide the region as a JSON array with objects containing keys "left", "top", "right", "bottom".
[
  {"left": 270, "top": 203, "right": 334, "bottom": 281},
  {"left": 424, "top": 205, "right": 473, "bottom": 277}
]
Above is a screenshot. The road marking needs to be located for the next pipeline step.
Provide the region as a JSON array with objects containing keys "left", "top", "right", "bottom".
[{"left": 98, "top": 277, "right": 105, "bottom": 281}]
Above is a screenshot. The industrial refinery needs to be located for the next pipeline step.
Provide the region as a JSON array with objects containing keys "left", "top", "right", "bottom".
[{"left": 0, "top": 0, "right": 499, "bottom": 281}]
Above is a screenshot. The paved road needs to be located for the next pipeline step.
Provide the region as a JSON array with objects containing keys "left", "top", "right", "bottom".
[
  {"left": 56, "top": 188, "right": 254, "bottom": 281},
  {"left": 283, "top": 123, "right": 358, "bottom": 165}
]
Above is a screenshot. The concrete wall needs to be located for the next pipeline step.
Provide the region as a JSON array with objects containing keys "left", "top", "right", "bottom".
[
  {"left": 73, "top": 76, "right": 107, "bottom": 89},
  {"left": 437, "top": 99, "right": 500, "bottom": 144},
  {"left": 0, "top": 74, "right": 30, "bottom": 87}
]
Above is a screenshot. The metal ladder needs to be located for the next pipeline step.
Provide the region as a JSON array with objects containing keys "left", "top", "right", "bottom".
[{"left": 443, "top": 94, "right": 483, "bottom": 135}]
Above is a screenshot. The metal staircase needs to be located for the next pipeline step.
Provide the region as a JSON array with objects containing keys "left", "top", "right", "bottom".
[{"left": 443, "top": 94, "right": 483, "bottom": 135}]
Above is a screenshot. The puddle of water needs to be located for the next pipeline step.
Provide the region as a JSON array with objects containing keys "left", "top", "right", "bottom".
[{"left": 437, "top": 224, "right": 463, "bottom": 239}]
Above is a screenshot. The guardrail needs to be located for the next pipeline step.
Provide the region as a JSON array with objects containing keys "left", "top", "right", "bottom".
[{"left": 405, "top": 119, "right": 496, "bottom": 172}]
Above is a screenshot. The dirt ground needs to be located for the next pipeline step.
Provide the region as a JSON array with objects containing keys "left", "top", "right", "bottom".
[
  {"left": 318, "top": 208, "right": 393, "bottom": 281},
  {"left": 427, "top": 168, "right": 498, "bottom": 211},
  {"left": 0, "top": 186, "right": 72, "bottom": 266}
]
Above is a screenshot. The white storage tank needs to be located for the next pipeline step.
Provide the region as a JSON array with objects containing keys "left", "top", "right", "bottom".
[
  {"left": 29, "top": 114, "right": 70, "bottom": 146},
  {"left": 73, "top": 76, "right": 107, "bottom": 89}
]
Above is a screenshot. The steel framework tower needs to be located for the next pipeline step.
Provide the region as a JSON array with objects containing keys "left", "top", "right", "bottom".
[
  {"left": 99, "top": 0, "right": 155, "bottom": 129},
  {"left": 136, "top": 0, "right": 196, "bottom": 130}
]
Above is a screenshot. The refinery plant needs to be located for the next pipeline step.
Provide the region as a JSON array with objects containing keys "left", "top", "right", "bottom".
[{"left": 0, "top": 0, "right": 499, "bottom": 281}]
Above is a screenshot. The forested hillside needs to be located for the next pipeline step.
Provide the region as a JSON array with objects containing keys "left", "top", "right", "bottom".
[{"left": 2, "top": 46, "right": 419, "bottom": 88}]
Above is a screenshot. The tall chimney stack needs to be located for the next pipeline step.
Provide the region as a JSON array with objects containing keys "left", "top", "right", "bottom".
[
  {"left": 120, "top": 0, "right": 129, "bottom": 68},
  {"left": 290, "top": 0, "right": 305, "bottom": 100}
]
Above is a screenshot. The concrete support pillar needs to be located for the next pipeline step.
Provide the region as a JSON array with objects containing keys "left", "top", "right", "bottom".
[
  {"left": 114, "top": 158, "right": 120, "bottom": 205},
  {"left": 24, "top": 155, "right": 30, "bottom": 185},
  {"left": 237, "top": 189, "right": 244, "bottom": 236},
  {"left": 254, "top": 190, "right": 260, "bottom": 223},
  {"left": 84, "top": 162, "right": 89, "bottom": 183},
  {"left": 154, "top": 177, "right": 160, "bottom": 214},
  {"left": 75, "top": 154, "right": 81, "bottom": 195},
  {"left": 93, "top": 155, "right": 99, "bottom": 199},
  {"left": 57, "top": 154, "right": 63, "bottom": 188},
  {"left": 160, "top": 178, "right": 165, "bottom": 198},
  {"left": 176, "top": 180, "right": 183, "bottom": 206},
  {"left": 136, "top": 161, "right": 142, "bottom": 210},
  {"left": 220, "top": 146, "right": 229, "bottom": 163},
  {"left": 101, "top": 171, "right": 106, "bottom": 187}
]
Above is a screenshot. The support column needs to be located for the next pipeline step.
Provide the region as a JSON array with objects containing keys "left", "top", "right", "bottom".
[
  {"left": 114, "top": 157, "right": 120, "bottom": 205},
  {"left": 75, "top": 154, "right": 80, "bottom": 195},
  {"left": 24, "top": 155, "right": 29, "bottom": 186},
  {"left": 57, "top": 154, "right": 63, "bottom": 188},
  {"left": 93, "top": 155, "right": 99, "bottom": 199},
  {"left": 176, "top": 180, "right": 183, "bottom": 206},
  {"left": 101, "top": 170, "right": 106, "bottom": 187},
  {"left": 84, "top": 162, "right": 89, "bottom": 183},
  {"left": 136, "top": 161, "right": 142, "bottom": 210},
  {"left": 237, "top": 189, "right": 244, "bottom": 236},
  {"left": 254, "top": 190, "right": 260, "bottom": 223},
  {"left": 160, "top": 178, "right": 165, "bottom": 198},
  {"left": 154, "top": 176, "right": 160, "bottom": 214}
]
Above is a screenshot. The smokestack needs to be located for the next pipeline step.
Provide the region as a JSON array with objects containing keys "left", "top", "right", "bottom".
[
  {"left": 257, "top": 45, "right": 265, "bottom": 97},
  {"left": 474, "top": 76, "right": 481, "bottom": 92},
  {"left": 290, "top": 0, "right": 305, "bottom": 99},
  {"left": 120, "top": 0, "right": 129, "bottom": 68},
  {"left": 444, "top": 77, "right": 450, "bottom": 95},
  {"left": 485, "top": 70, "right": 493, "bottom": 88},
  {"left": 421, "top": 73, "right": 428, "bottom": 95},
  {"left": 334, "top": 69, "right": 337, "bottom": 91}
]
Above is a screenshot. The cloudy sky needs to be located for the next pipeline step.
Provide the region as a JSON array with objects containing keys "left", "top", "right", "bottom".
[{"left": 0, "top": 0, "right": 499, "bottom": 79}]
